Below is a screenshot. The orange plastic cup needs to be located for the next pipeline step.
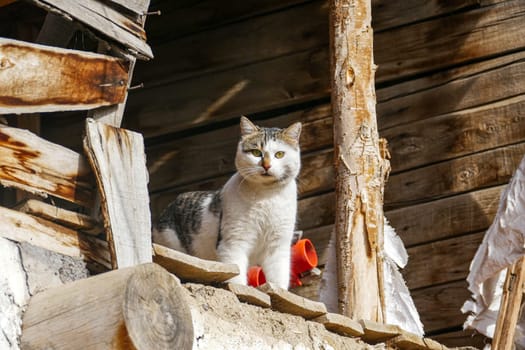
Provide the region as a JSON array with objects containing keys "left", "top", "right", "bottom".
[
  {"left": 247, "top": 266, "right": 266, "bottom": 287},
  {"left": 290, "top": 238, "right": 318, "bottom": 287}
]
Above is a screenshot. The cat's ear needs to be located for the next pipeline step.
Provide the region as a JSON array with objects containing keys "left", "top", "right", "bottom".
[
  {"left": 283, "top": 122, "right": 302, "bottom": 143},
  {"left": 240, "top": 116, "right": 259, "bottom": 136}
]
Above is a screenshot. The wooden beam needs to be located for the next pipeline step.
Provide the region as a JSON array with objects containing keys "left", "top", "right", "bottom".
[
  {"left": 153, "top": 243, "right": 239, "bottom": 284},
  {"left": 0, "top": 126, "right": 94, "bottom": 207},
  {"left": 0, "top": 205, "right": 110, "bottom": 268},
  {"left": 30, "top": 0, "right": 152, "bottom": 58},
  {"left": 14, "top": 199, "right": 103, "bottom": 235},
  {"left": 84, "top": 118, "right": 152, "bottom": 269},
  {"left": 21, "top": 263, "right": 194, "bottom": 350},
  {"left": 330, "top": 0, "right": 386, "bottom": 320},
  {"left": 492, "top": 257, "right": 525, "bottom": 350},
  {"left": 0, "top": 38, "right": 129, "bottom": 114}
]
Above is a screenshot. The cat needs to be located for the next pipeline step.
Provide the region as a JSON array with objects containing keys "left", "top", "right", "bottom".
[{"left": 153, "top": 116, "right": 302, "bottom": 289}]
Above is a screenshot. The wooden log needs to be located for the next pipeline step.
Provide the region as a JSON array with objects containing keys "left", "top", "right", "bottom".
[
  {"left": 0, "top": 205, "right": 110, "bottom": 268},
  {"left": 30, "top": 0, "right": 152, "bottom": 58},
  {"left": 0, "top": 38, "right": 130, "bottom": 114},
  {"left": 84, "top": 118, "right": 152, "bottom": 269},
  {"left": 153, "top": 243, "right": 239, "bottom": 284},
  {"left": 330, "top": 0, "right": 387, "bottom": 319},
  {"left": 21, "top": 263, "right": 194, "bottom": 350},
  {"left": 223, "top": 282, "right": 271, "bottom": 308},
  {"left": 313, "top": 313, "right": 364, "bottom": 337},
  {"left": 492, "top": 257, "right": 525, "bottom": 350},
  {"left": 14, "top": 199, "right": 103, "bottom": 235},
  {"left": 258, "top": 282, "right": 327, "bottom": 319}
]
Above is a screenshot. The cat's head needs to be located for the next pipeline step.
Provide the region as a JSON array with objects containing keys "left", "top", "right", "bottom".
[{"left": 235, "top": 116, "right": 302, "bottom": 186}]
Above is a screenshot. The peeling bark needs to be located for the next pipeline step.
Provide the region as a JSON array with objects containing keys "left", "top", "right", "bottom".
[{"left": 330, "top": 0, "right": 389, "bottom": 320}]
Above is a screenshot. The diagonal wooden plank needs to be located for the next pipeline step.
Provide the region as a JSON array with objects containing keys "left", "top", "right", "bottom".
[
  {"left": 84, "top": 118, "right": 152, "bottom": 269},
  {"left": 0, "top": 125, "right": 94, "bottom": 207},
  {"left": 0, "top": 38, "right": 129, "bottom": 114},
  {"left": 31, "top": 0, "right": 153, "bottom": 58}
]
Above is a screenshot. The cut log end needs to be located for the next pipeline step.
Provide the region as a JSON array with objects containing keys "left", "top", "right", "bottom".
[{"left": 124, "top": 264, "right": 194, "bottom": 350}]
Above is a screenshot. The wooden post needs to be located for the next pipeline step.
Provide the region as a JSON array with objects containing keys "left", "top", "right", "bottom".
[
  {"left": 21, "top": 263, "right": 194, "bottom": 350},
  {"left": 492, "top": 257, "right": 525, "bottom": 350},
  {"left": 330, "top": 0, "right": 387, "bottom": 320}
]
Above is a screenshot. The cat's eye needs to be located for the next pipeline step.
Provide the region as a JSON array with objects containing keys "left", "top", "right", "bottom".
[
  {"left": 250, "top": 149, "right": 263, "bottom": 157},
  {"left": 275, "top": 151, "right": 285, "bottom": 159}
]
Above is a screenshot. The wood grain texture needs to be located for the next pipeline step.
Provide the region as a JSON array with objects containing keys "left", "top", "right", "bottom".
[
  {"left": 0, "top": 38, "right": 129, "bottom": 114},
  {"left": 386, "top": 186, "right": 504, "bottom": 248},
  {"left": 84, "top": 118, "right": 152, "bottom": 269},
  {"left": 313, "top": 313, "right": 364, "bottom": 337},
  {"left": 0, "top": 126, "right": 94, "bottom": 207},
  {"left": 385, "top": 142, "right": 525, "bottom": 208},
  {"left": 153, "top": 243, "right": 239, "bottom": 284},
  {"left": 31, "top": 0, "right": 152, "bottom": 58},
  {"left": 0, "top": 205, "right": 110, "bottom": 268},
  {"left": 258, "top": 282, "right": 327, "bottom": 319},
  {"left": 108, "top": 0, "right": 150, "bottom": 15},
  {"left": 403, "top": 231, "right": 485, "bottom": 290},
  {"left": 22, "top": 263, "right": 193, "bottom": 350},
  {"left": 14, "top": 199, "right": 103, "bottom": 235}
]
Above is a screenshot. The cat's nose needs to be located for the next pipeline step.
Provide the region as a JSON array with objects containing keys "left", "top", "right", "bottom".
[{"left": 262, "top": 159, "right": 271, "bottom": 171}]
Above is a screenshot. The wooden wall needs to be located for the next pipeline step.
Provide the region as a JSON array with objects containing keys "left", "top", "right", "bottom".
[{"left": 114, "top": 0, "right": 524, "bottom": 347}]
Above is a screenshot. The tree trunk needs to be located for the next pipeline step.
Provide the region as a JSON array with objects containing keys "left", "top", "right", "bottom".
[{"left": 330, "top": 0, "right": 387, "bottom": 321}]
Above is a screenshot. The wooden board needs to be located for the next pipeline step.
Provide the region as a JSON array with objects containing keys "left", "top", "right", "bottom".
[
  {"left": 223, "top": 283, "right": 271, "bottom": 308},
  {"left": 0, "top": 205, "right": 110, "bottom": 268},
  {"left": 152, "top": 243, "right": 239, "bottom": 284},
  {"left": 411, "top": 280, "right": 472, "bottom": 333},
  {"left": 258, "top": 282, "right": 327, "bottom": 319},
  {"left": 84, "top": 119, "right": 152, "bottom": 269},
  {"left": 404, "top": 231, "right": 485, "bottom": 290},
  {"left": 385, "top": 143, "right": 525, "bottom": 208},
  {"left": 31, "top": 0, "right": 152, "bottom": 58},
  {"left": 359, "top": 319, "right": 401, "bottom": 343},
  {"left": 312, "top": 313, "right": 364, "bottom": 337},
  {"left": 387, "top": 186, "right": 504, "bottom": 248},
  {"left": 431, "top": 329, "right": 487, "bottom": 349},
  {"left": 14, "top": 199, "right": 102, "bottom": 235},
  {"left": 388, "top": 332, "right": 426, "bottom": 350},
  {"left": 384, "top": 95, "right": 525, "bottom": 173},
  {"left": 108, "top": 0, "right": 150, "bottom": 16},
  {"left": 0, "top": 38, "right": 129, "bottom": 114},
  {"left": 0, "top": 125, "right": 94, "bottom": 207}
]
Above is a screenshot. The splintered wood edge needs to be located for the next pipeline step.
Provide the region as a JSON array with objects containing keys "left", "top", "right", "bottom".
[
  {"left": 152, "top": 243, "right": 239, "bottom": 283},
  {"left": 258, "top": 282, "right": 327, "bottom": 319},
  {"left": 14, "top": 199, "right": 103, "bottom": 235},
  {"left": 223, "top": 283, "right": 271, "bottom": 308},
  {"left": 312, "top": 313, "right": 364, "bottom": 337},
  {"left": 359, "top": 319, "right": 402, "bottom": 343}
]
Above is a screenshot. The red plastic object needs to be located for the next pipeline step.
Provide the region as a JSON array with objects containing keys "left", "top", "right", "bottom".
[{"left": 246, "top": 239, "right": 318, "bottom": 288}]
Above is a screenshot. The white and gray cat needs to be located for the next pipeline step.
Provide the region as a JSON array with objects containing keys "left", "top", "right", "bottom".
[{"left": 153, "top": 116, "right": 302, "bottom": 289}]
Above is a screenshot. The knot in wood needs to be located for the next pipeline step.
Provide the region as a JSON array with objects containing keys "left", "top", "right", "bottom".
[
  {"left": 0, "top": 57, "right": 14, "bottom": 70},
  {"left": 346, "top": 66, "right": 355, "bottom": 87}
]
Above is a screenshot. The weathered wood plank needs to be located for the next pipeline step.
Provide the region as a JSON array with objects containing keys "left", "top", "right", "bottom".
[
  {"left": 108, "top": 0, "right": 150, "bottom": 16},
  {"left": 359, "top": 319, "right": 401, "bottom": 343},
  {"left": 153, "top": 243, "right": 239, "bottom": 284},
  {"left": 411, "top": 280, "right": 471, "bottom": 334},
  {"left": 258, "top": 282, "right": 327, "bottom": 319},
  {"left": 384, "top": 95, "right": 525, "bottom": 173},
  {"left": 404, "top": 232, "right": 484, "bottom": 290},
  {"left": 126, "top": 47, "right": 330, "bottom": 138},
  {"left": 387, "top": 332, "right": 426, "bottom": 350},
  {"left": 312, "top": 313, "right": 364, "bottom": 337},
  {"left": 387, "top": 186, "right": 504, "bottom": 248},
  {"left": 377, "top": 50, "right": 525, "bottom": 130},
  {"left": 84, "top": 119, "right": 152, "bottom": 269},
  {"left": 385, "top": 143, "right": 525, "bottom": 208},
  {"left": 222, "top": 283, "right": 271, "bottom": 308},
  {"left": 375, "top": 0, "right": 525, "bottom": 83},
  {"left": 0, "top": 126, "right": 94, "bottom": 207},
  {"left": 31, "top": 0, "right": 153, "bottom": 58},
  {"left": 0, "top": 205, "right": 110, "bottom": 268},
  {"left": 0, "top": 38, "right": 129, "bottom": 114},
  {"left": 431, "top": 329, "right": 487, "bottom": 349},
  {"left": 14, "top": 199, "right": 103, "bottom": 235}
]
